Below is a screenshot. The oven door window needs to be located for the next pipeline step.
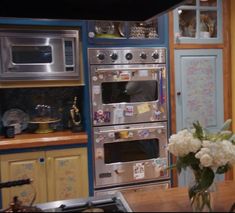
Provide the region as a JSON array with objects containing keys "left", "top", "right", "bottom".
[
  {"left": 104, "top": 139, "right": 159, "bottom": 164},
  {"left": 102, "top": 80, "right": 158, "bottom": 104},
  {"left": 12, "top": 46, "right": 52, "bottom": 64}
]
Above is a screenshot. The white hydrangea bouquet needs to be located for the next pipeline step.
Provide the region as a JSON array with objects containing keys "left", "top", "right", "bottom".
[{"left": 167, "top": 119, "right": 235, "bottom": 212}]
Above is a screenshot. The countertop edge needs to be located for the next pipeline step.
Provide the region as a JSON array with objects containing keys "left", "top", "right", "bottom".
[{"left": 0, "top": 131, "right": 88, "bottom": 150}]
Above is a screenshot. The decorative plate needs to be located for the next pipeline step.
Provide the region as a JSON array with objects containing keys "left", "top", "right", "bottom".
[{"left": 2, "top": 108, "right": 29, "bottom": 131}]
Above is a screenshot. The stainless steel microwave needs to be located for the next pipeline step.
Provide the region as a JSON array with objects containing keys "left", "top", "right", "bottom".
[{"left": 0, "top": 29, "right": 80, "bottom": 81}]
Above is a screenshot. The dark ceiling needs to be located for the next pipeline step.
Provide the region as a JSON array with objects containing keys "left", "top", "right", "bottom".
[{"left": 0, "top": 0, "right": 186, "bottom": 21}]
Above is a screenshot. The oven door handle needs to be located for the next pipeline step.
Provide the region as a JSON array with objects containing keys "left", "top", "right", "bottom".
[
  {"left": 95, "top": 67, "right": 164, "bottom": 73},
  {"left": 97, "top": 126, "right": 165, "bottom": 133}
]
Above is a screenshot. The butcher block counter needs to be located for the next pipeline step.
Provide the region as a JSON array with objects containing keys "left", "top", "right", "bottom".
[
  {"left": 122, "top": 180, "right": 235, "bottom": 212},
  {"left": 0, "top": 131, "right": 88, "bottom": 150}
]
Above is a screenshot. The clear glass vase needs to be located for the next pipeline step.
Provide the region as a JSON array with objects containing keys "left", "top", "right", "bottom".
[{"left": 188, "top": 178, "right": 217, "bottom": 212}]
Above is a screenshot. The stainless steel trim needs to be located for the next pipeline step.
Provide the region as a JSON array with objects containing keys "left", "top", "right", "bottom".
[
  {"left": 95, "top": 67, "right": 163, "bottom": 72},
  {"left": 97, "top": 126, "right": 165, "bottom": 133}
]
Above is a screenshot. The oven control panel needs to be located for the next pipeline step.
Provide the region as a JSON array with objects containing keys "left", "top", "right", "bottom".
[{"left": 88, "top": 47, "right": 166, "bottom": 64}]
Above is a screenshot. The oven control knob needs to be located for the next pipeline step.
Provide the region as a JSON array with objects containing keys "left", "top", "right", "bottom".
[
  {"left": 140, "top": 52, "right": 147, "bottom": 60},
  {"left": 110, "top": 53, "right": 118, "bottom": 61},
  {"left": 152, "top": 52, "right": 159, "bottom": 60},
  {"left": 97, "top": 53, "right": 105, "bottom": 61},
  {"left": 125, "top": 53, "right": 133, "bottom": 60}
]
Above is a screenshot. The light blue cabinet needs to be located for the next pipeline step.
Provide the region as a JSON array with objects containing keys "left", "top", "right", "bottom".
[
  {"left": 173, "top": 0, "right": 223, "bottom": 44},
  {"left": 174, "top": 49, "right": 224, "bottom": 186}
]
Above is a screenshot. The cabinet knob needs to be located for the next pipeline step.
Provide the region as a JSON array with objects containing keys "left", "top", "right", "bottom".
[
  {"left": 177, "top": 91, "right": 181, "bottom": 96},
  {"left": 39, "top": 158, "right": 45, "bottom": 163}
]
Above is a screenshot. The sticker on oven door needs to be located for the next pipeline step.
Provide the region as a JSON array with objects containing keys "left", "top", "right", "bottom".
[
  {"left": 93, "top": 85, "right": 101, "bottom": 95},
  {"left": 119, "top": 72, "right": 130, "bottom": 80},
  {"left": 155, "top": 158, "right": 167, "bottom": 170},
  {"left": 92, "top": 76, "right": 98, "bottom": 81},
  {"left": 138, "top": 69, "right": 148, "bottom": 77},
  {"left": 138, "top": 129, "right": 150, "bottom": 138},
  {"left": 133, "top": 163, "right": 145, "bottom": 180},
  {"left": 124, "top": 106, "right": 134, "bottom": 117},
  {"left": 94, "top": 110, "right": 111, "bottom": 123},
  {"left": 137, "top": 103, "right": 150, "bottom": 114}
]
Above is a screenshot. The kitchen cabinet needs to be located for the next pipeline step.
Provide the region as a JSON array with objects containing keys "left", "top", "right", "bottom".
[
  {"left": 0, "top": 147, "right": 89, "bottom": 208},
  {"left": 87, "top": 14, "right": 167, "bottom": 45},
  {"left": 173, "top": 0, "right": 223, "bottom": 44}
]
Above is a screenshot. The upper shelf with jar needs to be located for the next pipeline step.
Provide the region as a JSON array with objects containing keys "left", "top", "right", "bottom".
[
  {"left": 87, "top": 15, "right": 167, "bottom": 45},
  {"left": 173, "top": 0, "right": 223, "bottom": 44}
]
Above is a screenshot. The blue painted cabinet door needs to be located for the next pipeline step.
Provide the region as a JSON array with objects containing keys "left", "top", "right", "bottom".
[{"left": 174, "top": 49, "right": 224, "bottom": 186}]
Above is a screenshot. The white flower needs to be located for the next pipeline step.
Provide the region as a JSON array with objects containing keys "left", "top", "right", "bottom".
[
  {"left": 199, "top": 153, "right": 213, "bottom": 167},
  {"left": 195, "top": 140, "right": 235, "bottom": 168},
  {"left": 168, "top": 129, "right": 201, "bottom": 157}
]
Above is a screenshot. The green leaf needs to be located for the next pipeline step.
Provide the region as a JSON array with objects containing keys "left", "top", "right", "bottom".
[
  {"left": 216, "top": 164, "right": 230, "bottom": 174},
  {"left": 220, "top": 119, "right": 232, "bottom": 131},
  {"left": 193, "top": 121, "right": 204, "bottom": 140},
  {"left": 229, "top": 134, "right": 235, "bottom": 143},
  {"left": 217, "top": 131, "right": 233, "bottom": 141},
  {"left": 199, "top": 167, "right": 215, "bottom": 190}
]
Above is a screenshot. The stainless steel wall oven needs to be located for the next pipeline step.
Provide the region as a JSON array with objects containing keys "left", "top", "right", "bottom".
[{"left": 88, "top": 47, "right": 170, "bottom": 192}]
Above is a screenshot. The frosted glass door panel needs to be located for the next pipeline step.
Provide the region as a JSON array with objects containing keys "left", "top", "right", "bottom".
[{"left": 175, "top": 49, "right": 224, "bottom": 132}]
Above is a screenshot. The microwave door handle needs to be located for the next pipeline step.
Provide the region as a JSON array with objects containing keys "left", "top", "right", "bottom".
[{"left": 97, "top": 126, "right": 165, "bottom": 134}]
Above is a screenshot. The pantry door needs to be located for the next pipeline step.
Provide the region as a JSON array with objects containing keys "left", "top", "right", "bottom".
[{"left": 174, "top": 49, "right": 224, "bottom": 186}]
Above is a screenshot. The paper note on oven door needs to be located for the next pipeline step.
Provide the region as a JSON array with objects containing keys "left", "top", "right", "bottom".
[
  {"left": 138, "top": 69, "right": 148, "bottom": 77},
  {"left": 137, "top": 103, "right": 150, "bottom": 114},
  {"left": 133, "top": 163, "right": 145, "bottom": 180}
]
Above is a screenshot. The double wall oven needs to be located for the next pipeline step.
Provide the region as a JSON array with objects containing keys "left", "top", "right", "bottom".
[{"left": 88, "top": 47, "right": 170, "bottom": 193}]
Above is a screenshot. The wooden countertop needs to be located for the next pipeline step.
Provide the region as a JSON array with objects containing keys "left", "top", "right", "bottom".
[
  {"left": 122, "top": 180, "right": 235, "bottom": 212},
  {"left": 0, "top": 131, "right": 88, "bottom": 150}
]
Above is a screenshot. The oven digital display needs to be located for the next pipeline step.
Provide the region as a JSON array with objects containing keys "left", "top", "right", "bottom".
[
  {"left": 104, "top": 139, "right": 159, "bottom": 164},
  {"left": 101, "top": 80, "right": 158, "bottom": 104},
  {"left": 12, "top": 46, "right": 52, "bottom": 64}
]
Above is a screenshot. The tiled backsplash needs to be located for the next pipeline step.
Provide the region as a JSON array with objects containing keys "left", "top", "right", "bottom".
[{"left": 0, "top": 87, "right": 84, "bottom": 135}]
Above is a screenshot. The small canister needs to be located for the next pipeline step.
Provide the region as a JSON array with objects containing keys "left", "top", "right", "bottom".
[{"left": 4, "top": 125, "right": 15, "bottom": 138}]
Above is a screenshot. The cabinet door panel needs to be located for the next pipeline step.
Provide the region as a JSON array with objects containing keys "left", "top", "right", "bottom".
[
  {"left": 174, "top": 49, "right": 224, "bottom": 186},
  {"left": 46, "top": 148, "right": 88, "bottom": 201},
  {"left": 1, "top": 152, "right": 47, "bottom": 208},
  {"left": 175, "top": 49, "right": 224, "bottom": 132}
]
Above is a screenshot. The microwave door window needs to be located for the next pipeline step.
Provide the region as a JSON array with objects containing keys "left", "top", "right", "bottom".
[
  {"left": 12, "top": 46, "right": 52, "bottom": 64},
  {"left": 101, "top": 80, "right": 158, "bottom": 104},
  {"left": 104, "top": 139, "right": 159, "bottom": 164}
]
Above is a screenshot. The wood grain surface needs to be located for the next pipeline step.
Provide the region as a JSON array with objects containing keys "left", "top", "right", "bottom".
[
  {"left": 122, "top": 180, "right": 235, "bottom": 212},
  {"left": 0, "top": 131, "right": 87, "bottom": 150}
]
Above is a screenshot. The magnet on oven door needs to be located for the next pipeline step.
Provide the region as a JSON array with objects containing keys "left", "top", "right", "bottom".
[
  {"left": 133, "top": 163, "right": 145, "bottom": 180},
  {"left": 98, "top": 74, "right": 104, "bottom": 79},
  {"left": 160, "top": 106, "right": 165, "bottom": 113},
  {"left": 96, "top": 135, "right": 105, "bottom": 143},
  {"left": 92, "top": 76, "right": 98, "bottom": 81},
  {"left": 93, "top": 85, "right": 101, "bottom": 95},
  {"left": 94, "top": 110, "right": 104, "bottom": 123},
  {"left": 124, "top": 106, "right": 134, "bottom": 117},
  {"left": 103, "top": 111, "right": 111, "bottom": 123},
  {"left": 138, "top": 129, "right": 150, "bottom": 138},
  {"left": 155, "top": 110, "right": 161, "bottom": 119},
  {"left": 108, "top": 132, "right": 115, "bottom": 139}
]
